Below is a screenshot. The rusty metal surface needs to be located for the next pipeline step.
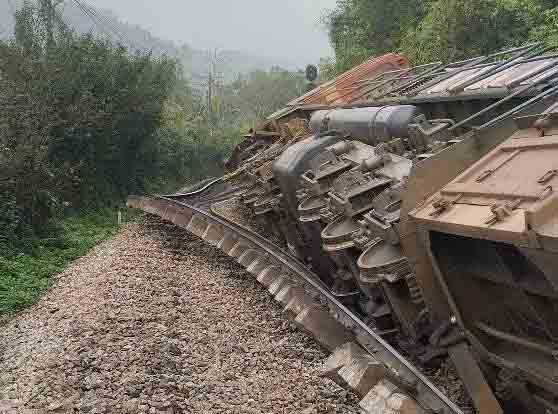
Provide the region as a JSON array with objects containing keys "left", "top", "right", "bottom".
[
  {"left": 372, "top": 43, "right": 558, "bottom": 102},
  {"left": 275, "top": 44, "right": 558, "bottom": 116},
  {"left": 283, "top": 53, "right": 409, "bottom": 108}
]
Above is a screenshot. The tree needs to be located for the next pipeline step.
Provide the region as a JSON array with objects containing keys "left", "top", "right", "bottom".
[
  {"left": 325, "top": 0, "right": 556, "bottom": 68},
  {"left": 530, "top": 6, "right": 558, "bottom": 47},
  {"left": 400, "top": 0, "right": 540, "bottom": 64},
  {"left": 0, "top": 1, "right": 179, "bottom": 239},
  {"left": 221, "top": 67, "right": 306, "bottom": 126},
  {"left": 325, "top": 0, "right": 428, "bottom": 72}
]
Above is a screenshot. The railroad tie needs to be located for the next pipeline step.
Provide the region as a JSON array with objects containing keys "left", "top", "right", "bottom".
[
  {"left": 246, "top": 254, "right": 270, "bottom": 276},
  {"left": 322, "top": 342, "right": 365, "bottom": 377},
  {"left": 359, "top": 379, "right": 425, "bottom": 414},
  {"left": 267, "top": 275, "right": 291, "bottom": 296},
  {"left": 173, "top": 208, "right": 193, "bottom": 228},
  {"left": 148, "top": 199, "right": 169, "bottom": 217},
  {"left": 202, "top": 223, "right": 224, "bottom": 246},
  {"left": 294, "top": 305, "right": 354, "bottom": 351},
  {"left": 256, "top": 265, "right": 283, "bottom": 288},
  {"left": 163, "top": 204, "right": 181, "bottom": 223},
  {"left": 228, "top": 240, "right": 250, "bottom": 259},
  {"left": 217, "top": 232, "right": 237, "bottom": 254},
  {"left": 237, "top": 249, "right": 261, "bottom": 267},
  {"left": 322, "top": 342, "right": 387, "bottom": 397},
  {"left": 283, "top": 292, "right": 316, "bottom": 318},
  {"left": 186, "top": 214, "right": 208, "bottom": 237},
  {"left": 274, "top": 284, "right": 306, "bottom": 307}
]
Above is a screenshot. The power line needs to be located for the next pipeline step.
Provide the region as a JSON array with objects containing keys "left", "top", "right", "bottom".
[
  {"left": 71, "top": 0, "right": 146, "bottom": 52},
  {"left": 70, "top": 0, "right": 116, "bottom": 41},
  {"left": 7, "top": 0, "right": 147, "bottom": 53},
  {"left": 73, "top": 0, "right": 130, "bottom": 46},
  {"left": 81, "top": 0, "right": 150, "bottom": 52},
  {"left": 79, "top": 1, "right": 142, "bottom": 49}
]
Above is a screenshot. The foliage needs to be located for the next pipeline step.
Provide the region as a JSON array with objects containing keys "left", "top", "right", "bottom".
[
  {"left": 220, "top": 67, "right": 306, "bottom": 127},
  {"left": 0, "top": 209, "right": 119, "bottom": 315},
  {"left": 400, "top": 0, "right": 539, "bottom": 64},
  {"left": 0, "top": 1, "right": 178, "bottom": 240},
  {"left": 325, "top": 0, "right": 558, "bottom": 69},
  {"left": 318, "top": 57, "right": 339, "bottom": 82},
  {"left": 153, "top": 65, "right": 304, "bottom": 188},
  {"left": 0, "top": 3, "right": 319, "bottom": 316},
  {"left": 530, "top": 6, "right": 558, "bottom": 47},
  {"left": 324, "top": 0, "right": 428, "bottom": 72},
  {"left": 152, "top": 65, "right": 305, "bottom": 187},
  {"left": 150, "top": 123, "right": 242, "bottom": 191}
]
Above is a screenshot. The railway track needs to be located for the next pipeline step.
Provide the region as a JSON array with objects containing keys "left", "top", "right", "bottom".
[{"left": 127, "top": 184, "right": 466, "bottom": 414}]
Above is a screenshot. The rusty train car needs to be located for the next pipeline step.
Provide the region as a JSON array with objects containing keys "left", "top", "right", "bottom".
[
  {"left": 221, "top": 43, "right": 558, "bottom": 413},
  {"left": 128, "top": 42, "right": 558, "bottom": 413}
]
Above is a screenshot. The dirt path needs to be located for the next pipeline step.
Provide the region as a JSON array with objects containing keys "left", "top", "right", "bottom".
[{"left": 0, "top": 216, "right": 361, "bottom": 414}]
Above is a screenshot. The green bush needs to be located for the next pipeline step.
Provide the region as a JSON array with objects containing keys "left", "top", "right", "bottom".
[
  {"left": 0, "top": 2, "right": 305, "bottom": 316},
  {"left": 325, "top": 0, "right": 558, "bottom": 71},
  {"left": 0, "top": 2, "right": 179, "bottom": 240},
  {"left": 0, "top": 209, "right": 119, "bottom": 315}
]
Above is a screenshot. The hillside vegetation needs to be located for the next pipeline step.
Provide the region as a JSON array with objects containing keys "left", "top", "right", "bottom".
[
  {"left": 0, "top": 2, "right": 305, "bottom": 315},
  {"left": 322, "top": 0, "right": 558, "bottom": 75},
  {"left": 0, "top": 0, "right": 299, "bottom": 84}
]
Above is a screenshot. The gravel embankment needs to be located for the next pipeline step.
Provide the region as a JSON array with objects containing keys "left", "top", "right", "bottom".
[
  {"left": 214, "top": 194, "right": 475, "bottom": 413},
  {"left": 0, "top": 216, "right": 361, "bottom": 414}
]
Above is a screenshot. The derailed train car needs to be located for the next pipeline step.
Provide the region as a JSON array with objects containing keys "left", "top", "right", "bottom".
[
  {"left": 407, "top": 106, "right": 558, "bottom": 413},
  {"left": 228, "top": 43, "right": 558, "bottom": 413}
]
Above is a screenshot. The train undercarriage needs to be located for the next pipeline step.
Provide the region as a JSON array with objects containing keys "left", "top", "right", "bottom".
[{"left": 132, "top": 43, "right": 558, "bottom": 413}]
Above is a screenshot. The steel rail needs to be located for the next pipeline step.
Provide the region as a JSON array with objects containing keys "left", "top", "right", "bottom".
[
  {"left": 479, "top": 80, "right": 558, "bottom": 129},
  {"left": 171, "top": 177, "right": 224, "bottom": 198},
  {"left": 152, "top": 195, "right": 465, "bottom": 414},
  {"left": 448, "top": 68, "right": 558, "bottom": 132}
]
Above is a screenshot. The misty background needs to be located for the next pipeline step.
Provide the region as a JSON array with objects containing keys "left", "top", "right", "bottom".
[
  {"left": 0, "top": 0, "right": 337, "bottom": 85},
  {"left": 84, "top": 0, "right": 337, "bottom": 64}
]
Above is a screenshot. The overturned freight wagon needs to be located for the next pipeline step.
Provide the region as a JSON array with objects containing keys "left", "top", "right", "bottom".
[{"left": 129, "top": 42, "right": 558, "bottom": 414}]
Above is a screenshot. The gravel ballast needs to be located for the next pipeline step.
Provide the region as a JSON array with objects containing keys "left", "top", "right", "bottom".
[{"left": 0, "top": 216, "right": 361, "bottom": 414}]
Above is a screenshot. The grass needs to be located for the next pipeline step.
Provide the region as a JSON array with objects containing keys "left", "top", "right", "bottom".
[{"left": 0, "top": 209, "right": 125, "bottom": 316}]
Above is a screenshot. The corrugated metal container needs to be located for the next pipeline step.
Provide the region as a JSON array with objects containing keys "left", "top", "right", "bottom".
[{"left": 420, "top": 57, "right": 558, "bottom": 95}]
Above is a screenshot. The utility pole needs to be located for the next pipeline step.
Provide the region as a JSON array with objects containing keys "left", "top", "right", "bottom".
[
  {"left": 39, "top": 0, "right": 55, "bottom": 50},
  {"left": 205, "top": 48, "right": 225, "bottom": 137},
  {"left": 206, "top": 49, "right": 221, "bottom": 116},
  {"left": 207, "top": 52, "right": 214, "bottom": 137},
  {"left": 38, "top": 0, "right": 65, "bottom": 53},
  {"left": 207, "top": 67, "right": 213, "bottom": 117}
]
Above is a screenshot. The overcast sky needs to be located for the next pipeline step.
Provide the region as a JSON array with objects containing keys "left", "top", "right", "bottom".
[{"left": 85, "top": 0, "right": 338, "bottom": 64}]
